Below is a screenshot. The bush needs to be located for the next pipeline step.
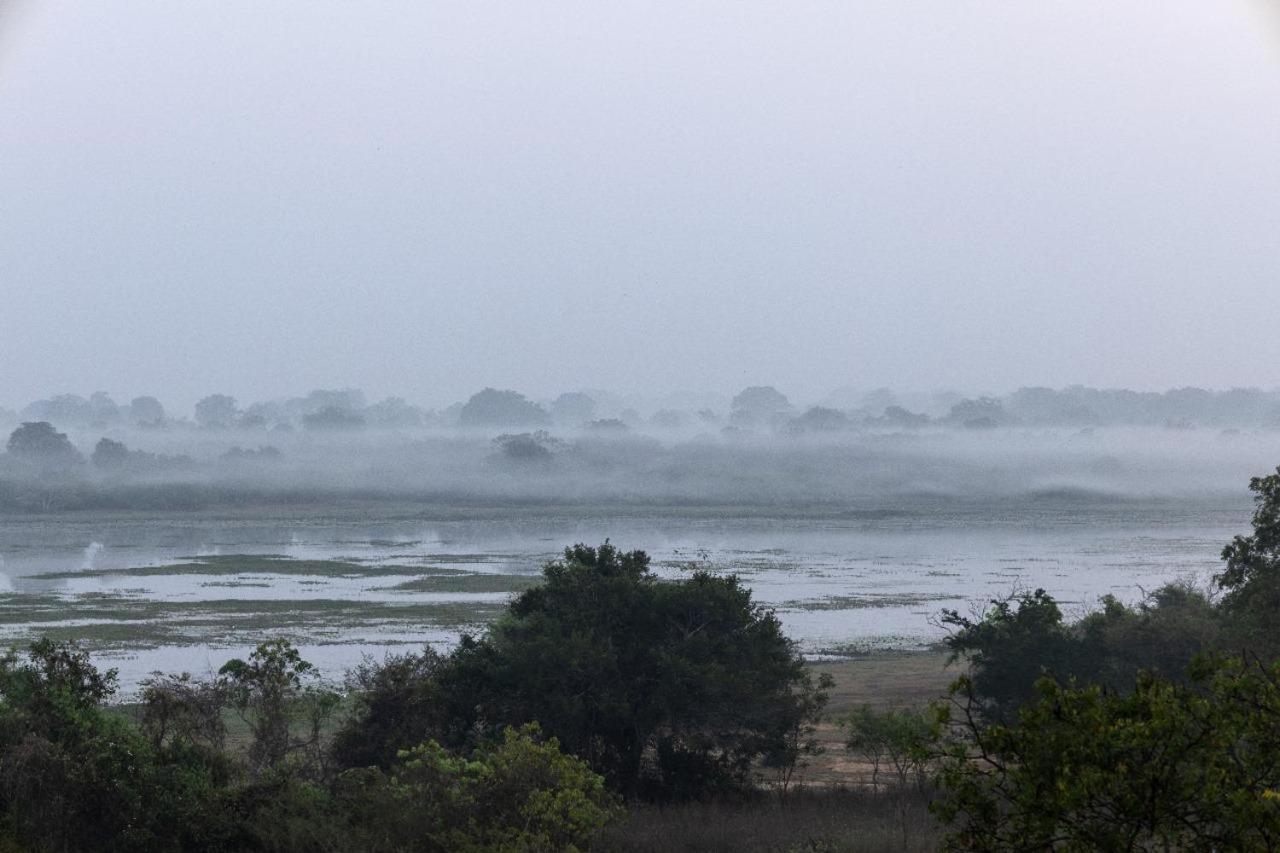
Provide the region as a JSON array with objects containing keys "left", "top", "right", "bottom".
[
  {"left": 1077, "top": 583, "right": 1223, "bottom": 690},
  {"left": 331, "top": 648, "right": 447, "bottom": 771},
  {"left": 492, "top": 430, "right": 561, "bottom": 464},
  {"left": 459, "top": 389, "right": 548, "bottom": 428},
  {"left": 939, "top": 589, "right": 1087, "bottom": 720},
  {"left": 335, "top": 724, "right": 620, "bottom": 852},
  {"left": 0, "top": 640, "right": 231, "bottom": 852},
  {"left": 5, "top": 422, "right": 83, "bottom": 469},
  {"left": 842, "top": 705, "right": 932, "bottom": 792}
]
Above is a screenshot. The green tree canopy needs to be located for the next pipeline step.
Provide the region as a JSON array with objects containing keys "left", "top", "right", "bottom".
[
  {"left": 426, "top": 542, "right": 826, "bottom": 800},
  {"left": 934, "top": 658, "right": 1280, "bottom": 850},
  {"left": 1219, "top": 467, "right": 1280, "bottom": 623}
]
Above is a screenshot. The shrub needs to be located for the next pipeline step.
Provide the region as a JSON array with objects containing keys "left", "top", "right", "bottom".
[
  {"left": 842, "top": 705, "right": 932, "bottom": 792},
  {"left": 939, "top": 589, "right": 1087, "bottom": 720},
  {"left": 933, "top": 658, "right": 1280, "bottom": 849},
  {"left": 331, "top": 648, "right": 447, "bottom": 771},
  {"left": 335, "top": 724, "right": 620, "bottom": 852}
]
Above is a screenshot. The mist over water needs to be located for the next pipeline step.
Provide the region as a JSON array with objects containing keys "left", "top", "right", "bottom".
[{"left": 0, "top": 382, "right": 1274, "bottom": 689}]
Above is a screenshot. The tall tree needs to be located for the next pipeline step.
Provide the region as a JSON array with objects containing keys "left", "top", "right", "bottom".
[{"left": 433, "top": 542, "right": 828, "bottom": 800}]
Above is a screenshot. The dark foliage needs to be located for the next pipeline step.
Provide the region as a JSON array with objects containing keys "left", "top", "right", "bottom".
[
  {"left": 0, "top": 637, "right": 619, "bottom": 852},
  {"left": 933, "top": 659, "right": 1280, "bottom": 849},
  {"left": 91, "top": 437, "right": 131, "bottom": 468},
  {"left": 331, "top": 648, "right": 447, "bottom": 771},
  {"left": 6, "top": 421, "right": 83, "bottom": 467},
  {"left": 491, "top": 430, "right": 559, "bottom": 463},
  {"left": 940, "top": 589, "right": 1084, "bottom": 720},
  {"left": 458, "top": 388, "right": 548, "bottom": 428},
  {"left": 428, "top": 542, "right": 828, "bottom": 800}
]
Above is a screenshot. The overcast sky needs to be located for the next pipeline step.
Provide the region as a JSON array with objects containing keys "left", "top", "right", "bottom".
[{"left": 1, "top": 1, "right": 1279, "bottom": 412}]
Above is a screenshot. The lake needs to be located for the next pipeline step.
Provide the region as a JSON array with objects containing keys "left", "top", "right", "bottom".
[{"left": 0, "top": 494, "right": 1250, "bottom": 691}]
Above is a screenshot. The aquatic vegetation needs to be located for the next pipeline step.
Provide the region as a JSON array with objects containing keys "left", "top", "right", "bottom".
[
  {"left": 378, "top": 574, "right": 541, "bottom": 594},
  {"left": 781, "top": 592, "right": 957, "bottom": 612}
]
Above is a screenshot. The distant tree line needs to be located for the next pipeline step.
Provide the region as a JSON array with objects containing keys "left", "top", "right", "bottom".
[{"left": 9, "top": 383, "right": 1280, "bottom": 438}]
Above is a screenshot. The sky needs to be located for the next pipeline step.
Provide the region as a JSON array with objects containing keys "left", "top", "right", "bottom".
[{"left": 1, "top": 1, "right": 1279, "bottom": 412}]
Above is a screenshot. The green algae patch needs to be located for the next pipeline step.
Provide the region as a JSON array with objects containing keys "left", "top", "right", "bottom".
[{"left": 378, "top": 574, "right": 541, "bottom": 594}]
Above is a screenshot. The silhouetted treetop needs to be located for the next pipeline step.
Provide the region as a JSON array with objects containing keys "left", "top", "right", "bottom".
[
  {"left": 194, "top": 394, "right": 239, "bottom": 429},
  {"left": 459, "top": 388, "right": 549, "bottom": 427},
  {"left": 6, "top": 422, "right": 82, "bottom": 466}
]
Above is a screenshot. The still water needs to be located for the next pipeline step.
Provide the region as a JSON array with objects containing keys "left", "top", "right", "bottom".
[{"left": 0, "top": 496, "right": 1250, "bottom": 690}]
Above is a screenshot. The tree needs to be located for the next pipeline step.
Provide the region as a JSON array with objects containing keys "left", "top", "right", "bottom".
[
  {"left": 856, "top": 387, "right": 897, "bottom": 412},
  {"left": 549, "top": 392, "right": 597, "bottom": 425},
  {"left": 296, "top": 388, "right": 366, "bottom": 417},
  {"left": 84, "top": 392, "right": 120, "bottom": 425},
  {"left": 1075, "top": 584, "right": 1222, "bottom": 691},
  {"left": 729, "top": 386, "right": 792, "bottom": 426},
  {"left": 843, "top": 705, "right": 932, "bottom": 792},
  {"left": 332, "top": 649, "right": 447, "bottom": 771},
  {"left": 91, "top": 437, "right": 130, "bottom": 469},
  {"left": 844, "top": 704, "right": 934, "bottom": 847},
  {"left": 433, "top": 542, "right": 828, "bottom": 800},
  {"left": 789, "top": 406, "right": 852, "bottom": 433},
  {"left": 939, "top": 589, "right": 1089, "bottom": 721},
  {"left": 0, "top": 641, "right": 227, "bottom": 852},
  {"left": 138, "top": 671, "right": 229, "bottom": 755},
  {"left": 218, "top": 640, "right": 339, "bottom": 778},
  {"left": 947, "top": 397, "right": 1011, "bottom": 429},
  {"left": 933, "top": 659, "right": 1280, "bottom": 850},
  {"left": 492, "top": 430, "right": 561, "bottom": 463},
  {"left": 1218, "top": 466, "right": 1280, "bottom": 621},
  {"left": 878, "top": 405, "right": 930, "bottom": 428},
  {"left": 365, "top": 396, "right": 424, "bottom": 428},
  {"left": 127, "top": 395, "right": 166, "bottom": 427},
  {"left": 335, "top": 724, "right": 619, "bottom": 852},
  {"left": 6, "top": 422, "right": 83, "bottom": 467},
  {"left": 194, "top": 394, "right": 239, "bottom": 429},
  {"left": 21, "top": 394, "right": 92, "bottom": 425},
  {"left": 458, "top": 388, "right": 549, "bottom": 428}
]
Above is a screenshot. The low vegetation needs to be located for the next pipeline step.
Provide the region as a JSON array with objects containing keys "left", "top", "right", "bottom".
[{"left": 0, "top": 542, "right": 842, "bottom": 851}]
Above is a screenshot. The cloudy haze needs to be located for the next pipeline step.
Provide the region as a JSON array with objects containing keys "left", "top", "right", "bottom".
[{"left": 1, "top": 1, "right": 1278, "bottom": 411}]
